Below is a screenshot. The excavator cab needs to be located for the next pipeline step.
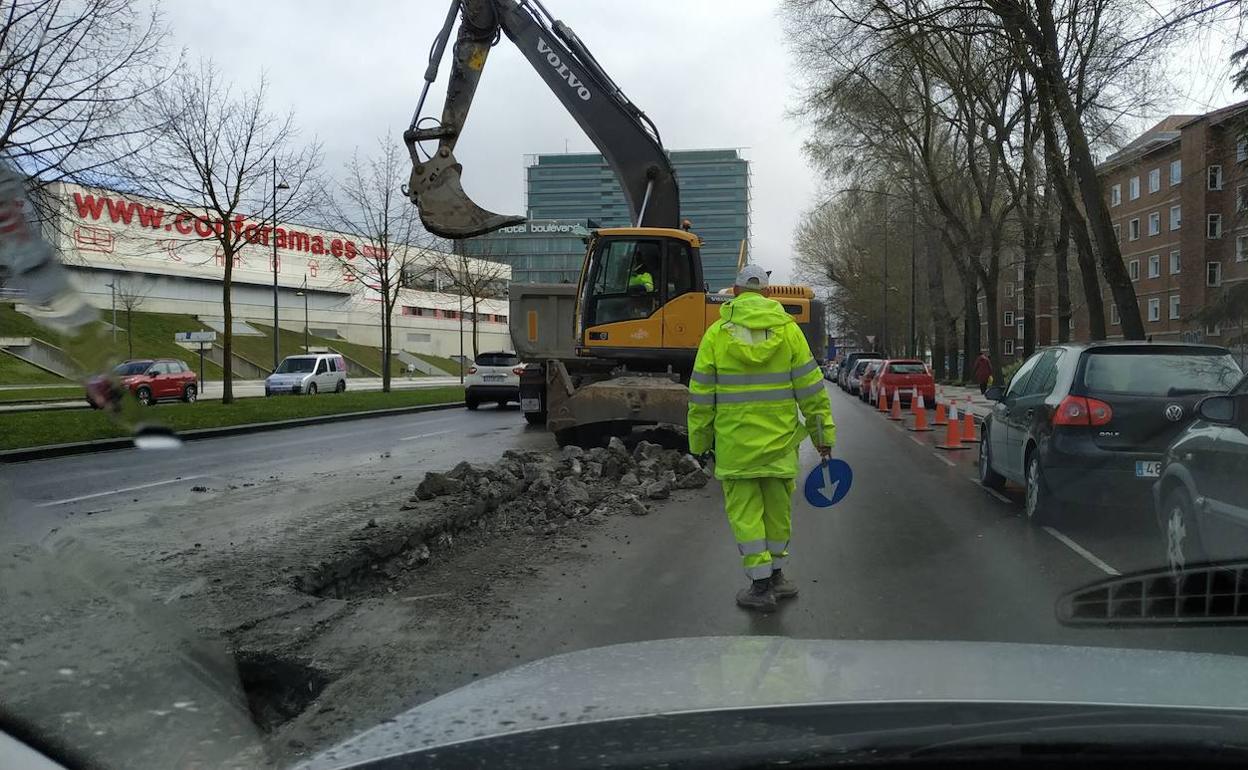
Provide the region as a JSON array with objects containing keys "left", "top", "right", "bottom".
[{"left": 575, "top": 228, "right": 706, "bottom": 369}]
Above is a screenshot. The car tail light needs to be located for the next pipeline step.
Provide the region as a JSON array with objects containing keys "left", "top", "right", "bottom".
[
  {"left": 1053, "top": 396, "right": 1114, "bottom": 426},
  {"left": 512, "top": 365, "right": 525, "bottom": 375},
  {"left": 467, "top": 366, "right": 478, "bottom": 375}
]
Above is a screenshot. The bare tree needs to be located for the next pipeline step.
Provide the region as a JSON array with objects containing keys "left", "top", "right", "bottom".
[
  {"left": 120, "top": 61, "right": 321, "bottom": 403},
  {"left": 325, "top": 134, "right": 438, "bottom": 392},
  {"left": 431, "top": 249, "right": 509, "bottom": 360},
  {"left": 0, "top": 0, "right": 174, "bottom": 229},
  {"left": 113, "top": 276, "right": 149, "bottom": 359}
]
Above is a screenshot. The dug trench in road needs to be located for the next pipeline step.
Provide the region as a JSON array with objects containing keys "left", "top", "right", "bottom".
[{"left": 9, "top": 386, "right": 1248, "bottom": 765}]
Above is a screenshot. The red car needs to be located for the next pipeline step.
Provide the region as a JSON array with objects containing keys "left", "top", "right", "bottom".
[
  {"left": 874, "top": 359, "right": 935, "bottom": 406},
  {"left": 859, "top": 360, "right": 883, "bottom": 403},
  {"left": 87, "top": 358, "right": 199, "bottom": 408}
]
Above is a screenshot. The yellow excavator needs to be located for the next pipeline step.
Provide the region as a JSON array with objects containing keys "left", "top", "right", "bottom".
[{"left": 406, "top": 0, "right": 824, "bottom": 445}]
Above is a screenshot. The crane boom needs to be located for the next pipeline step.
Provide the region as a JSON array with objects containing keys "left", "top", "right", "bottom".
[{"left": 405, "top": 0, "right": 680, "bottom": 238}]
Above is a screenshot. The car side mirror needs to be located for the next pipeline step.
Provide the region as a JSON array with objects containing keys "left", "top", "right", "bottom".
[
  {"left": 1197, "top": 395, "right": 1236, "bottom": 425},
  {"left": 147, "top": 369, "right": 160, "bottom": 378},
  {"left": 984, "top": 385, "right": 1005, "bottom": 401}
]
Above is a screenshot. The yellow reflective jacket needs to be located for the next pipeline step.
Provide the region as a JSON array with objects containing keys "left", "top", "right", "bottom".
[
  {"left": 628, "top": 270, "right": 654, "bottom": 292},
  {"left": 687, "top": 291, "right": 834, "bottom": 479}
]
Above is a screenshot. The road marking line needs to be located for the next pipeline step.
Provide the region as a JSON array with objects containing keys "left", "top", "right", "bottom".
[
  {"left": 399, "top": 429, "right": 454, "bottom": 442},
  {"left": 909, "top": 436, "right": 926, "bottom": 446},
  {"left": 1042, "top": 526, "right": 1120, "bottom": 576},
  {"left": 933, "top": 453, "right": 957, "bottom": 467},
  {"left": 963, "top": 477, "right": 1013, "bottom": 504},
  {"left": 36, "top": 476, "right": 206, "bottom": 507}
]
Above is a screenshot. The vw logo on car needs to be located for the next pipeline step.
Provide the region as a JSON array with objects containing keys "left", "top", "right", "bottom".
[{"left": 1164, "top": 404, "right": 1184, "bottom": 422}]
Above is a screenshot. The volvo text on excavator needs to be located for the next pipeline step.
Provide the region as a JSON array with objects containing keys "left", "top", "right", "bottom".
[{"left": 406, "top": 0, "right": 825, "bottom": 446}]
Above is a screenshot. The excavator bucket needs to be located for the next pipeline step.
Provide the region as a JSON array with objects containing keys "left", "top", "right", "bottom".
[{"left": 407, "top": 148, "right": 525, "bottom": 239}]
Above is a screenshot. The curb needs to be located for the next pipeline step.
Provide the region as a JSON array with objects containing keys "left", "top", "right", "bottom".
[{"left": 0, "top": 401, "right": 465, "bottom": 464}]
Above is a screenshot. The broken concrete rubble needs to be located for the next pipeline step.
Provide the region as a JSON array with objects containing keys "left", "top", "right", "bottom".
[{"left": 299, "top": 441, "right": 710, "bottom": 599}]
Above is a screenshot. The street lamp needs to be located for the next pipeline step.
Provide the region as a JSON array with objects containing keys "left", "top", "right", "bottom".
[
  {"left": 295, "top": 276, "right": 309, "bottom": 353},
  {"left": 271, "top": 157, "right": 290, "bottom": 370}
]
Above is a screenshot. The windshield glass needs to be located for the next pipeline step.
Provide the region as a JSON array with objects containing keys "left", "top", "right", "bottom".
[
  {"left": 275, "top": 358, "right": 316, "bottom": 374},
  {"left": 113, "top": 361, "right": 152, "bottom": 375},
  {"left": 1083, "top": 352, "right": 1242, "bottom": 395},
  {"left": 7, "top": 3, "right": 1248, "bottom": 769}
]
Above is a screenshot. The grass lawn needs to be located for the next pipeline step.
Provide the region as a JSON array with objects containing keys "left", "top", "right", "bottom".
[
  {"left": 414, "top": 352, "right": 465, "bottom": 376},
  {"left": 230, "top": 323, "right": 406, "bottom": 377},
  {"left": 1, "top": 304, "right": 229, "bottom": 381},
  {"left": 0, "top": 353, "right": 67, "bottom": 385},
  {"left": 0, "top": 386, "right": 465, "bottom": 451},
  {"left": 0, "top": 386, "right": 82, "bottom": 403}
]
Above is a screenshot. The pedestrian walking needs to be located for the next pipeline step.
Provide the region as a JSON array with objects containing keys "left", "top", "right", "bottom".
[
  {"left": 972, "top": 351, "right": 992, "bottom": 396},
  {"left": 687, "top": 265, "right": 834, "bottom": 613}
]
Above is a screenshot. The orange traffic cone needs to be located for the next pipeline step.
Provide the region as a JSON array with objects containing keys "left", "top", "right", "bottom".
[
  {"left": 934, "top": 399, "right": 948, "bottom": 426},
  {"left": 909, "top": 395, "right": 932, "bottom": 432},
  {"left": 912, "top": 389, "right": 925, "bottom": 415},
  {"left": 877, "top": 386, "right": 889, "bottom": 413},
  {"left": 962, "top": 398, "right": 979, "bottom": 442},
  {"left": 888, "top": 389, "right": 904, "bottom": 420},
  {"left": 936, "top": 406, "right": 965, "bottom": 450}
]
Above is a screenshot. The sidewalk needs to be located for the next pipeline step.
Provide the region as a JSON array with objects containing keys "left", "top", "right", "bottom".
[{"left": 932, "top": 383, "right": 992, "bottom": 421}]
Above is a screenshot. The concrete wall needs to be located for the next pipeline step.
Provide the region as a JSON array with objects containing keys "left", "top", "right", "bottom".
[{"left": 68, "top": 267, "right": 514, "bottom": 359}]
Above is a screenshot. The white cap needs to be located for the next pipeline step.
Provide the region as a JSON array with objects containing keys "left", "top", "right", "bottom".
[{"left": 734, "top": 264, "right": 770, "bottom": 290}]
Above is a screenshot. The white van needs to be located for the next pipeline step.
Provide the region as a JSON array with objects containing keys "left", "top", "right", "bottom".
[{"left": 265, "top": 354, "right": 348, "bottom": 396}]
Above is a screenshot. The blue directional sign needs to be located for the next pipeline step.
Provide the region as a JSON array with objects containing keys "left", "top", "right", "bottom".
[{"left": 803, "top": 458, "right": 853, "bottom": 508}]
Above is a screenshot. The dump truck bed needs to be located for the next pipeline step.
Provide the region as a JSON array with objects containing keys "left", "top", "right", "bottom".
[{"left": 509, "top": 283, "right": 579, "bottom": 362}]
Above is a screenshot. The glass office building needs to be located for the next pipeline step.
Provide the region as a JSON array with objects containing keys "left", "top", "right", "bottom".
[
  {"left": 525, "top": 149, "right": 749, "bottom": 290},
  {"left": 456, "top": 219, "right": 592, "bottom": 285}
]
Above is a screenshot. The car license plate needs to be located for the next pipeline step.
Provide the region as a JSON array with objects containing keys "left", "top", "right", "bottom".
[
  {"left": 1135, "top": 460, "right": 1161, "bottom": 478},
  {"left": 522, "top": 398, "right": 541, "bottom": 412},
  {"left": 483, "top": 374, "right": 504, "bottom": 382}
]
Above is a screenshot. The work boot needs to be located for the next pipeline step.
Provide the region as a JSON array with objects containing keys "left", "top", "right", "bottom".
[
  {"left": 735, "top": 578, "right": 777, "bottom": 613},
  {"left": 771, "top": 569, "right": 798, "bottom": 599}
]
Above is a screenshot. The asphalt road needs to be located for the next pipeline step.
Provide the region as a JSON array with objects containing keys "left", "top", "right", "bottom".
[
  {"left": 0, "top": 403, "right": 542, "bottom": 541},
  {"left": 7, "top": 382, "right": 1248, "bottom": 765}
]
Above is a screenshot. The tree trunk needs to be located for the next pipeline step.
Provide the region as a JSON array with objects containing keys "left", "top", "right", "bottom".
[
  {"left": 1029, "top": 0, "right": 1144, "bottom": 339},
  {"left": 470, "top": 296, "right": 480, "bottom": 358},
  {"left": 382, "top": 299, "right": 392, "bottom": 393},
  {"left": 1023, "top": 238, "right": 1037, "bottom": 358},
  {"left": 981, "top": 263, "right": 1003, "bottom": 385},
  {"left": 221, "top": 235, "right": 234, "bottom": 404},
  {"left": 926, "top": 231, "right": 949, "bottom": 381},
  {"left": 945, "top": 313, "right": 960, "bottom": 383},
  {"left": 126, "top": 307, "right": 134, "bottom": 359},
  {"left": 1055, "top": 208, "right": 1072, "bottom": 342},
  {"left": 960, "top": 271, "right": 981, "bottom": 382}
]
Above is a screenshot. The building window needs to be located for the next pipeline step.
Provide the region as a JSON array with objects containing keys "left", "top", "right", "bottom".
[
  {"left": 1003, "top": 338, "right": 1015, "bottom": 356},
  {"left": 1005, "top": 282, "right": 1015, "bottom": 298},
  {"left": 1169, "top": 294, "right": 1181, "bottom": 320},
  {"left": 1148, "top": 211, "right": 1160, "bottom": 236},
  {"left": 1110, "top": 304, "right": 1120, "bottom": 325},
  {"left": 1208, "top": 165, "right": 1223, "bottom": 190},
  {"left": 1238, "top": 184, "right": 1247, "bottom": 212},
  {"left": 1129, "top": 176, "right": 1140, "bottom": 200},
  {"left": 1148, "top": 254, "right": 1160, "bottom": 278},
  {"left": 1128, "top": 259, "right": 1140, "bottom": 280},
  {"left": 1004, "top": 310, "right": 1014, "bottom": 326},
  {"left": 1170, "top": 250, "right": 1181, "bottom": 275},
  {"left": 1149, "top": 168, "right": 1161, "bottom": 193},
  {"left": 1170, "top": 159, "right": 1182, "bottom": 185},
  {"left": 1207, "top": 261, "right": 1222, "bottom": 287},
  {"left": 1147, "top": 297, "right": 1161, "bottom": 322},
  {"left": 1114, "top": 224, "right": 1121, "bottom": 242},
  {"left": 1208, "top": 213, "right": 1222, "bottom": 239},
  {"left": 1169, "top": 204, "right": 1181, "bottom": 230},
  {"left": 1206, "top": 323, "right": 1222, "bottom": 336},
  {"left": 1110, "top": 184, "right": 1121, "bottom": 206},
  {"left": 1129, "top": 218, "right": 1140, "bottom": 240},
  {"left": 1238, "top": 234, "right": 1248, "bottom": 262},
  {"left": 1017, "top": 319, "right": 1024, "bottom": 339},
  {"left": 1238, "top": 138, "right": 1247, "bottom": 163}
]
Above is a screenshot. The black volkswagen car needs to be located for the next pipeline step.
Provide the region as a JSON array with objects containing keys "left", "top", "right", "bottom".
[
  {"left": 1154, "top": 373, "right": 1248, "bottom": 571},
  {"left": 978, "top": 342, "right": 1242, "bottom": 524}
]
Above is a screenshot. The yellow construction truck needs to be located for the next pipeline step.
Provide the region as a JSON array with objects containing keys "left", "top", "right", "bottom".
[{"left": 405, "top": 0, "right": 825, "bottom": 445}]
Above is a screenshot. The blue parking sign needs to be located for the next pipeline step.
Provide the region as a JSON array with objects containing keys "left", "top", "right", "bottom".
[{"left": 803, "top": 459, "right": 853, "bottom": 508}]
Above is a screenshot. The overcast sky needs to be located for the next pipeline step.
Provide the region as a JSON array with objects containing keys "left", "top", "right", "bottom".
[{"left": 165, "top": 1, "right": 1241, "bottom": 283}]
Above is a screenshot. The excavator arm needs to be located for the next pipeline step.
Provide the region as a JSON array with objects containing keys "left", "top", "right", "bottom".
[{"left": 405, "top": 0, "right": 679, "bottom": 238}]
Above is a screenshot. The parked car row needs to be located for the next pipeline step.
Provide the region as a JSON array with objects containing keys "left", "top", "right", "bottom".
[{"left": 972, "top": 342, "right": 1245, "bottom": 572}]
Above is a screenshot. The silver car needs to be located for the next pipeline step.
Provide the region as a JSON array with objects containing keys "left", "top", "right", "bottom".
[{"left": 265, "top": 354, "right": 348, "bottom": 396}]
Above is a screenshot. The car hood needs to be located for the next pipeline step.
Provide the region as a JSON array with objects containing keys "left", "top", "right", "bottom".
[
  {"left": 298, "top": 636, "right": 1248, "bottom": 769},
  {"left": 268, "top": 373, "right": 310, "bottom": 382}
]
